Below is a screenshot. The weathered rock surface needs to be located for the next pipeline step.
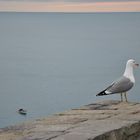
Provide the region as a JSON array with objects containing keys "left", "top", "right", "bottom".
[{"left": 0, "top": 100, "right": 140, "bottom": 140}]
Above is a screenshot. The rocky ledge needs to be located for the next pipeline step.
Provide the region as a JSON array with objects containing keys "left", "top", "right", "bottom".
[{"left": 0, "top": 100, "right": 140, "bottom": 140}]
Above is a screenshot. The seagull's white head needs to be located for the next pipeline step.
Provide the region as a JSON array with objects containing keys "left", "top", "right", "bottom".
[
  {"left": 124, "top": 59, "right": 139, "bottom": 83},
  {"left": 127, "top": 59, "right": 139, "bottom": 68}
]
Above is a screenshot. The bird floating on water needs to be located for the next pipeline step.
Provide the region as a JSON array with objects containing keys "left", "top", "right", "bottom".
[
  {"left": 96, "top": 59, "right": 139, "bottom": 102},
  {"left": 18, "top": 108, "right": 27, "bottom": 115}
]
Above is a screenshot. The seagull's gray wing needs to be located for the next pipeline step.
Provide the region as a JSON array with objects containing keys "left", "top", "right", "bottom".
[
  {"left": 96, "top": 76, "right": 134, "bottom": 96},
  {"left": 106, "top": 76, "right": 134, "bottom": 93}
]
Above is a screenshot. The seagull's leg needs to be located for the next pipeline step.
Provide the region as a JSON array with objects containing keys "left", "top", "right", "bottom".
[
  {"left": 124, "top": 92, "right": 128, "bottom": 102},
  {"left": 120, "top": 93, "right": 123, "bottom": 102}
]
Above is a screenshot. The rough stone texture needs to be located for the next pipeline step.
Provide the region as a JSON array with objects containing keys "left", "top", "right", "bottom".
[{"left": 0, "top": 100, "right": 140, "bottom": 140}]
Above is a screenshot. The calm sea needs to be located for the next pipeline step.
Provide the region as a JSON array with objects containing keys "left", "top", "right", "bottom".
[{"left": 0, "top": 12, "right": 140, "bottom": 128}]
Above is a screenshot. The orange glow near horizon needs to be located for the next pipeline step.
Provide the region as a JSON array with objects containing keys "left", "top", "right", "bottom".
[{"left": 0, "top": 1, "right": 140, "bottom": 12}]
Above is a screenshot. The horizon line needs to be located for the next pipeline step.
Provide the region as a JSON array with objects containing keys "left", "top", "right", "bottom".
[
  {"left": 0, "top": 11, "right": 140, "bottom": 13},
  {"left": 0, "top": 1, "right": 140, "bottom": 12}
]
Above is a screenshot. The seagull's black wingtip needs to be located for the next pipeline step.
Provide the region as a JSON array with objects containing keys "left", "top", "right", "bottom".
[{"left": 96, "top": 90, "right": 108, "bottom": 96}]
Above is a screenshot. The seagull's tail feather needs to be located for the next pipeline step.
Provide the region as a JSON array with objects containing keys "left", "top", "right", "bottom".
[
  {"left": 96, "top": 90, "right": 108, "bottom": 96},
  {"left": 96, "top": 83, "right": 114, "bottom": 96}
]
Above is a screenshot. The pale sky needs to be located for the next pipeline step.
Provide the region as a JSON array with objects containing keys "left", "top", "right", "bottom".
[{"left": 0, "top": 0, "right": 140, "bottom": 12}]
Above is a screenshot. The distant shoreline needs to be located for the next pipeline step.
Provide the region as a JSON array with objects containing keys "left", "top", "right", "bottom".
[{"left": 0, "top": 1, "right": 140, "bottom": 13}]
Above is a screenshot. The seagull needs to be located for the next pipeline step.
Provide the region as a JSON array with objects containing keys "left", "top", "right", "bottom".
[{"left": 96, "top": 59, "right": 139, "bottom": 102}]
